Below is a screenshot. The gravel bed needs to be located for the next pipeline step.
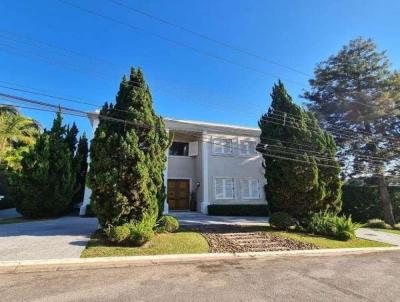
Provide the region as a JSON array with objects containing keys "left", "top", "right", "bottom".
[{"left": 186, "top": 226, "right": 317, "bottom": 253}]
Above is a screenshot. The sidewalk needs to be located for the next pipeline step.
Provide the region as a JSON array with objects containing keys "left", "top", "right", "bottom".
[{"left": 356, "top": 228, "right": 400, "bottom": 246}]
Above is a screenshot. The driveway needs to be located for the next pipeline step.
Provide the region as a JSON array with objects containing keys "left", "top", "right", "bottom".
[
  {"left": 170, "top": 211, "right": 269, "bottom": 226},
  {"left": 1, "top": 250, "right": 400, "bottom": 301},
  {"left": 0, "top": 217, "right": 98, "bottom": 261},
  {"left": 356, "top": 228, "right": 400, "bottom": 246}
]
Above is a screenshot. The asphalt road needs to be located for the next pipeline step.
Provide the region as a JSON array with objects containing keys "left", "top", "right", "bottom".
[{"left": 1, "top": 251, "right": 400, "bottom": 302}]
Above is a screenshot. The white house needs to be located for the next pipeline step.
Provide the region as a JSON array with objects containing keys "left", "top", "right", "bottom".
[{"left": 80, "top": 116, "right": 266, "bottom": 215}]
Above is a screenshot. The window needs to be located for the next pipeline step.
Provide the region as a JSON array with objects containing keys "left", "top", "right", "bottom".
[
  {"left": 212, "top": 138, "right": 233, "bottom": 155},
  {"left": 240, "top": 179, "right": 260, "bottom": 199},
  {"left": 169, "top": 142, "right": 189, "bottom": 156},
  {"left": 239, "top": 139, "right": 257, "bottom": 156},
  {"left": 215, "top": 178, "right": 235, "bottom": 199}
]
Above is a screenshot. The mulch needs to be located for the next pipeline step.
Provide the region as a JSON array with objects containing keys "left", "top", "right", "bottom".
[{"left": 185, "top": 225, "right": 317, "bottom": 253}]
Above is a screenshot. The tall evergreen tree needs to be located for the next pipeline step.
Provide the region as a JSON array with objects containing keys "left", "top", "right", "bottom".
[
  {"left": 65, "top": 122, "right": 78, "bottom": 155},
  {"left": 259, "top": 81, "right": 342, "bottom": 218},
  {"left": 303, "top": 38, "right": 400, "bottom": 225},
  {"left": 89, "top": 67, "right": 170, "bottom": 228},
  {"left": 73, "top": 133, "right": 88, "bottom": 204},
  {"left": 12, "top": 112, "right": 76, "bottom": 218}
]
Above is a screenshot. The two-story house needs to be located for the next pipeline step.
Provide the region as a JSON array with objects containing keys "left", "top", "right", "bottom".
[{"left": 80, "top": 117, "right": 266, "bottom": 215}]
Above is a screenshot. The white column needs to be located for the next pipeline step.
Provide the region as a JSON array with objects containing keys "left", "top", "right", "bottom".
[
  {"left": 163, "top": 145, "right": 169, "bottom": 214},
  {"left": 79, "top": 113, "right": 99, "bottom": 216},
  {"left": 201, "top": 131, "right": 209, "bottom": 214}
]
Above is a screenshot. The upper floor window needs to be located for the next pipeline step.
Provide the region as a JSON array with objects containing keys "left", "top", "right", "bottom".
[
  {"left": 212, "top": 138, "right": 233, "bottom": 155},
  {"left": 169, "top": 142, "right": 189, "bottom": 156},
  {"left": 239, "top": 139, "right": 257, "bottom": 156}
]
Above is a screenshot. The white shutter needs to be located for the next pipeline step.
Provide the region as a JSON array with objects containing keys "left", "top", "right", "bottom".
[
  {"left": 215, "top": 179, "right": 224, "bottom": 199},
  {"left": 223, "top": 139, "right": 232, "bottom": 154},
  {"left": 241, "top": 179, "right": 250, "bottom": 198},
  {"left": 213, "top": 138, "right": 223, "bottom": 154},
  {"left": 251, "top": 179, "right": 260, "bottom": 198},
  {"left": 188, "top": 141, "right": 198, "bottom": 156},
  {"left": 224, "top": 178, "right": 234, "bottom": 198}
]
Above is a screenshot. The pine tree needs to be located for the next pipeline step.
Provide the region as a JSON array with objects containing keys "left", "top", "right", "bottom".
[
  {"left": 89, "top": 67, "right": 170, "bottom": 228},
  {"left": 259, "top": 81, "right": 342, "bottom": 218},
  {"left": 13, "top": 112, "right": 76, "bottom": 218},
  {"left": 65, "top": 122, "right": 78, "bottom": 155},
  {"left": 73, "top": 133, "right": 88, "bottom": 204},
  {"left": 303, "top": 38, "right": 400, "bottom": 225}
]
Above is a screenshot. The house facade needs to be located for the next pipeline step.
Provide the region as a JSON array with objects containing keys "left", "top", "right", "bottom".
[{"left": 80, "top": 117, "right": 266, "bottom": 215}]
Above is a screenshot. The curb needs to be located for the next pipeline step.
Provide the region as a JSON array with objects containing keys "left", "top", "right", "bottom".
[{"left": 1, "top": 246, "right": 400, "bottom": 273}]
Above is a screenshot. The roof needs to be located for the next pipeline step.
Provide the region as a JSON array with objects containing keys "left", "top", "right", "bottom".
[{"left": 164, "top": 117, "right": 260, "bottom": 136}]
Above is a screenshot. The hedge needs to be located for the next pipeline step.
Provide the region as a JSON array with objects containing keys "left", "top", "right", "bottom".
[
  {"left": 341, "top": 185, "right": 400, "bottom": 223},
  {"left": 208, "top": 204, "right": 268, "bottom": 216}
]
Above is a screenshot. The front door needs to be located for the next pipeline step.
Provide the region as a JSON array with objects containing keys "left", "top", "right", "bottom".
[{"left": 168, "top": 179, "right": 190, "bottom": 210}]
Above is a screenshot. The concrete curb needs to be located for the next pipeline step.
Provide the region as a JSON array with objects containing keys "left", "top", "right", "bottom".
[{"left": 1, "top": 246, "right": 400, "bottom": 273}]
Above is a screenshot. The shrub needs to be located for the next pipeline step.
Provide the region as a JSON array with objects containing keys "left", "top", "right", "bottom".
[
  {"left": 306, "top": 212, "right": 359, "bottom": 241},
  {"left": 84, "top": 204, "right": 96, "bottom": 217},
  {"left": 207, "top": 204, "right": 268, "bottom": 216},
  {"left": 128, "top": 213, "right": 156, "bottom": 246},
  {"left": 107, "top": 225, "right": 130, "bottom": 243},
  {"left": 394, "top": 223, "right": 400, "bottom": 230},
  {"left": 366, "top": 219, "right": 389, "bottom": 229},
  {"left": 269, "top": 212, "right": 295, "bottom": 230},
  {"left": 156, "top": 215, "right": 179, "bottom": 233}
]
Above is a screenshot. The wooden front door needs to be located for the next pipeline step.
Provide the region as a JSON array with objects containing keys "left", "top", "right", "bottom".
[{"left": 168, "top": 179, "right": 190, "bottom": 210}]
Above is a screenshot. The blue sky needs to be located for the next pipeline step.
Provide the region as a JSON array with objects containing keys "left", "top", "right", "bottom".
[{"left": 0, "top": 0, "right": 399, "bottom": 138}]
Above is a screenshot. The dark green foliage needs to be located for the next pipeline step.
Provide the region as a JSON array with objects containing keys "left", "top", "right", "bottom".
[
  {"left": 0, "top": 170, "right": 14, "bottom": 210},
  {"left": 107, "top": 225, "right": 131, "bottom": 243},
  {"left": 84, "top": 204, "right": 96, "bottom": 217},
  {"left": 156, "top": 215, "right": 179, "bottom": 233},
  {"left": 303, "top": 38, "right": 400, "bottom": 225},
  {"left": 12, "top": 113, "right": 76, "bottom": 218},
  {"left": 73, "top": 133, "right": 88, "bottom": 204},
  {"left": 190, "top": 191, "right": 197, "bottom": 211},
  {"left": 341, "top": 185, "right": 400, "bottom": 222},
  {"left": 366, "top": 219, "right": 389, "bottom": 229},
  {"left": 65, "top": 123, "right": 78, "bottom": 155},
  {"left": 89, "top": 68, "right": 170, "bottom": 229},
  {"left": 269, "top": 212, "right": 295, "bottom": 230},
  {"left": 259, "top": 81, "right": 342, "bottom": 218},
  {"left": 207, "top": 204, "right": 269, "bottom": 216},
  {"left": 306, "top": 212, "right": 358, "bottom": 241}
]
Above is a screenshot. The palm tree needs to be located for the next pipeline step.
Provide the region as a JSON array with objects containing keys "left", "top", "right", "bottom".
[{"left": 0, "top": 105, "right": 40, "bottom": 169}]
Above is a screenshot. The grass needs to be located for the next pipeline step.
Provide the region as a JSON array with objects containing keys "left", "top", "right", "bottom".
[
  {"left": 372, "top": 228, "right": 400, "bottom": 236},
  {"left": 81, "top": 230, "right": 209, "bottom": 258},
  {"left": 270, "top": 229, "right": 392, "bottom": 249}
]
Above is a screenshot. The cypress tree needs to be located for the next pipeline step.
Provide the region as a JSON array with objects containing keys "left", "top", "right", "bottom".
[
  {"left": 258, "top": 81, "right": 342, "bottom": 218},
  {"left": 73, "top": 133, "right": 88, "bottom": 204},
  {"left": 89, "top": 67, "right": 170, "bottom": 228},
  {"left": 13, "top": 112, "right": 76, "bottom": 218}
]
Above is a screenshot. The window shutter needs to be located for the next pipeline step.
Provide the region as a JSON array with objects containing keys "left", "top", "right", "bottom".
[
  {"left": 241, "top": 180, "right": 250, "bottom": 198},
  {"left": 251, "top": 180, "right": 260, "bottom": 198},
  {"left": 223, "top": 140, "right": 232, "bottom": 154},
  {"left": 215, "top": 179, "right": 224, "bottom": 199},
  {"left": 225, "top": 178, "right": 234, "bottom": 198},
  {"left": 188, "top": 141, "right": 198, "bottom": 156}
]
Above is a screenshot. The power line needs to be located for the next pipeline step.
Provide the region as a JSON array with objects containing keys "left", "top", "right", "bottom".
[
  {"left": 106, "top": 0, "right": 312, "bottom": 78},
  {"left": 57, "top": 0, "right": 304, "bottom": 87}
]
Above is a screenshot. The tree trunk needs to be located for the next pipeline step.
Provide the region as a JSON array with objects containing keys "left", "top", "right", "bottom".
[{"left": 377, "top": 175, "right": 395, "bottom": 226}]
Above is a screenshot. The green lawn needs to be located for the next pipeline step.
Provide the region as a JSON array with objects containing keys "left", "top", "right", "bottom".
[
  {"left": 271, "top": 229, "right": 392, "bottom": 249},
  {"left": 81, "top": 231, "right": 209, "bottom": 258},
  {"left": 372, "top": 228, "right": 400, "bottom": 236}
]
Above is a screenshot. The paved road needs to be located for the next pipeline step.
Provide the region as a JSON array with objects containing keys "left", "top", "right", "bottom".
[
  {"left": 0, "top": 217, "right": 98, "bottom": 261},
  {"left": 356, "top": 228, "right": 400, "bottom": 246},
  {"left": 1, "top": 251, "right": 400, "bottom": 301}
]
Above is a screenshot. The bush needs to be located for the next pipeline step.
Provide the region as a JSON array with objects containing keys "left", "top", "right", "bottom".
[
  {"left": 306, "top": 212, "right": 359, "bottom": 241},
  {"left": 208, "top": 204, "right": 268, "bottom": 216},
  {"left": 128, "top": 213, "right": 155, "bottom": 246},
  {"left": 269, "top": 212, "right": 295, "bottom": 230},
  {"left": 366, "top": 219, "right": 389, "bottom": 229},
  {"left": 394, "top": 223, "right": 400, "bottom": 230},
  {"left": 341, "top": 185, "right": 400, "bottom": 223},
  {"left": 107, "top": 225, "right": 130, "bottom": 243},
  {"left": 84, "top": 204, "right": 96, "bottom": 217},
  {"left": 156, "top": 215, "right": 179, "bottom": 233}
]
